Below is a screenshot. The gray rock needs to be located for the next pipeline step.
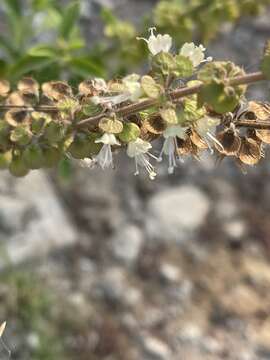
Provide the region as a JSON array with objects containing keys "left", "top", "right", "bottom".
[
  {"left": 96, "top": 267, "right": 141, "bottom": 307},
  {"left": 111, "top": 224, "right": 144, "bottom": 264},
  {"left": 0, "top": 171, "right": 77, "bottom": 267},
  {"left": 146, "top": 186, "right": 210, "bottom": 244}
]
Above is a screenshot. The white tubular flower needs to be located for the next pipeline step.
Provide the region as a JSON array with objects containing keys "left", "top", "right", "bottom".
[
  {"left": 180, "top": 43, "right": 212, "bottom": 67},
  {"left": 195, "top": 116, "right": 222, "bottom": 153},
  {"left": 91, "top": 93, "right": 130, "bottom": 107},
  {"left": 94, "top": 133, "right": 120, "bottom": 169},
  {"left": 158, "top": 125, "right": 188, "bottom": 174},
  {"left": 127, "top": 138, "right": 157, "bottom": 180},
  {"left": 137, "top": 27, "right": 172, "bottom": 55},
  {"left": 122, "top": 74, "right": 142, "bottom": 102},
  {"left": 92, "top": 78, "right": 108, "bottom": 92}
]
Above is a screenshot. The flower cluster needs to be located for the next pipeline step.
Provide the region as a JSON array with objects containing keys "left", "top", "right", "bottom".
[{"left": 0, "top": 29, "right": 268, "bottom": 178}]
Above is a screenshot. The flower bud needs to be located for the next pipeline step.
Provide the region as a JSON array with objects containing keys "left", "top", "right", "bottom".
[
  {"left": 9, "top": 152, "right": 29, "bottom": 177},
  {"left": 22, "top": 144, "right": 44, "bottom": 169}
]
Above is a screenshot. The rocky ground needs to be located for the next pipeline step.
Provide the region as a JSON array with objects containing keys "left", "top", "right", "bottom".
[{"left": 1, "top": 1, "right": 270, "bottom": 359}]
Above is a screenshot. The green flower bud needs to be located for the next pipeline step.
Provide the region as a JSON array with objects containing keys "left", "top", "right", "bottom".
[
  {"left": 9, "top": 152, "right": 29, "bottom": 177},
  {"left": 42, "top": 146, "right": 62, "bottom": 168},
  {"left": 0, "top": 150, "right": 12, "bottom": 169},
  {"left": 10, "top": 126, "right": 32, "bottom": 146},
  {"left": 68, "top": 133, "right": 93, "bottom": 159},
  {"left": 22, "top": 144, "right": 44, "bottom": 169},
  {"left": 44, "top": 121, "right": 65, "bottom": 144}
]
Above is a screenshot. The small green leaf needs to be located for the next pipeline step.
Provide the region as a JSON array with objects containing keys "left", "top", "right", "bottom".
[
  {"left": 118, "top": 123, "right": 140, "bottom": 142},
  {"left": 69, "top": 57, "right": 105, "bottom": 78},
  {"left": 141, "top": 75, "right": 162, "bottom": 99}
]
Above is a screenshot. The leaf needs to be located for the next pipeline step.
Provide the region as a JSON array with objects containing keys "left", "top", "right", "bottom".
[
  {"left": 69, "top": 57, "right": 105, "bottom": 78},
  {"left": 28, "top": 45, "right": 59, "bottom": 58},
  {"left": 60, "top": 2, "right": 80, "bottom": 39},
  {"left": 141, "top": 76, "right": 162, "bottom": 99},
  {"left": 8, "top": 55, "right": 55, "bottom": 80},
  {"left": 3, "top": 0, "right": 21, "bottom": 16}
]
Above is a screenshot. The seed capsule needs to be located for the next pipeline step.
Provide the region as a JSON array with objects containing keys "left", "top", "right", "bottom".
[
  {"left": 142, "top": 114, "right": 167, "bottom": 134},
  {"left": 5, "top": 110, "right": 29, "bottom": 127},
  {"left": 215, "top": 128, "right": 241, "bottom": 156},
  {"left": 238, "top": 137, "right": 261, "bottom": 165}
]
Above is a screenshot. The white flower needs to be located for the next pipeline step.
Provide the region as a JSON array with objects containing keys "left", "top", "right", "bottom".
[
  {"left": 94, "top": 133, "right": 120, "bottom": 169},
  {"left": 92, "top": 78, "right": 108, "bottom": 92},
  {"left": 158, "top": 125, "right": 188, "bottom": 174},
  {"left": 194, "top": 116, "right": 223, "bottom": 153},
  {"left": 127, "top": 138, "right": 157, "bottom": 180},
  {"left": 180, "top": 43, "right": 212, "bottom": 67},
  {"left": 122, "top": 74, "right": 142, "bottom": 102},
  {"left": 91, "top": 93, "right": 130, "bottom": 108},
  {"left": 137, "top": 27, "right": 172, "bottom": 56}
]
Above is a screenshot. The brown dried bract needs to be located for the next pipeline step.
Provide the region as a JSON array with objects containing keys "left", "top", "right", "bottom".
[
  {"left": 17, "top": 77, "right": 39, "bottom": 95},
  {"left": 42, "top": 81, "right": 73, "bottom": 101},
  {"left": 142, "top": 114, "right": 167, "bottom": 134},
  {"left": 0, "top": 80, "right": 10, "bottom": 98},
  {"left": 189, "top": 129, "right": 208, "bottom": 150},
  {"left": 5, "top": 109, "right": 29, "bottom": 127},
  {"left": 238, "top": 137, "right": 261, "bottom": 165}
]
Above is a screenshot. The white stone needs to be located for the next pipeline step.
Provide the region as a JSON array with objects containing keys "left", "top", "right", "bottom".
[
  {"left": 146, "top": 186, "right": 210, "bottom": 243},
  {"left": 160, "top": 263, "right": 181, "bottom": 283},
  {"left": 143, "top": 336, "right": 172, "bottom": 360},
  {"left": 111, "top": 224, "right": 144, "bottom": 264},
  {"left": 0, "top": 171, "right": 77, "bottom": 267}
]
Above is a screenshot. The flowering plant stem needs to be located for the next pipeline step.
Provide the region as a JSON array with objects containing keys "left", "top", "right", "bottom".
[{"left": 0, "top": 71, "right": 267, "bottom": 128}]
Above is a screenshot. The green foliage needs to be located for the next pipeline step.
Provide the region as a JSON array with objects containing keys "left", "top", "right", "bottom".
[{"left": 0, "top": 0, "right": 105, "bottom": 82}]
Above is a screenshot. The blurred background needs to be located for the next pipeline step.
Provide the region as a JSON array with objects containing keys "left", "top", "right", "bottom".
[{"left": 1, "top": 0, "right": 270, "bottom": 359}]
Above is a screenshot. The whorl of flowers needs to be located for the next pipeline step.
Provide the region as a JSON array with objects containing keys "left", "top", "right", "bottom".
[{"left": 0, "top": 29, "right": 269, "bottom": 178}]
